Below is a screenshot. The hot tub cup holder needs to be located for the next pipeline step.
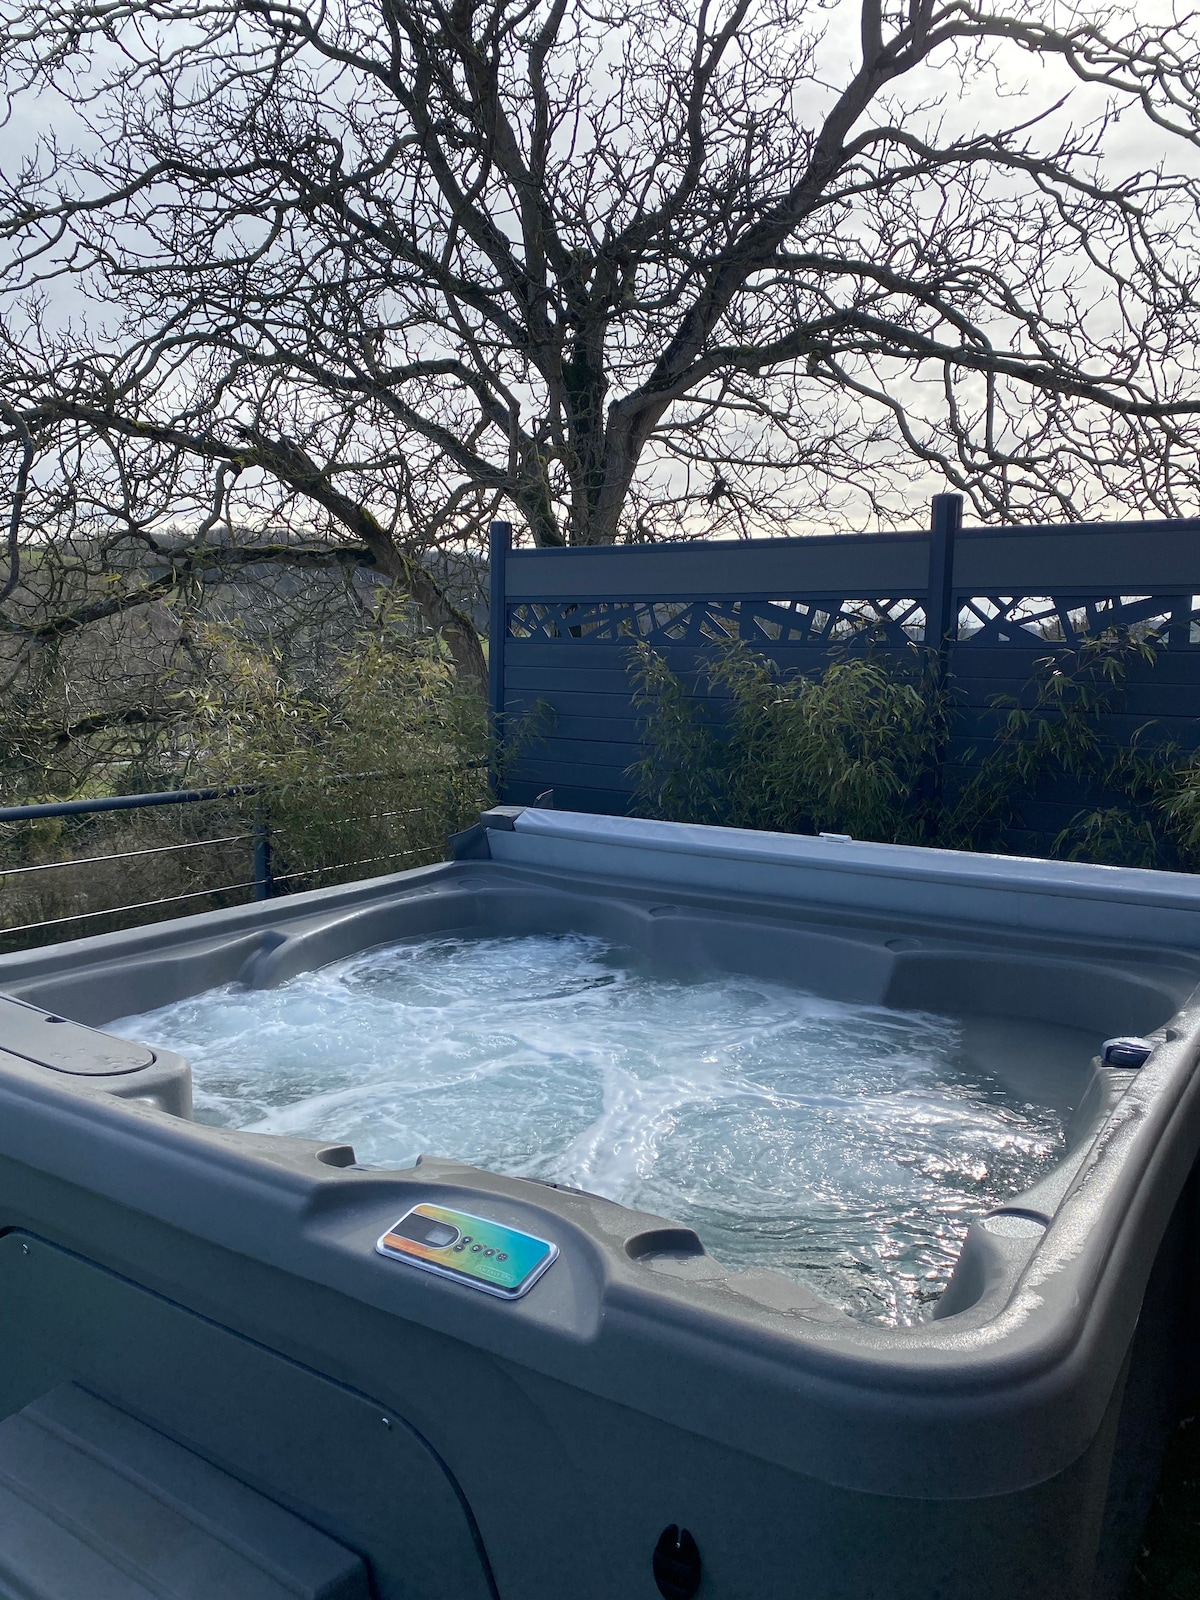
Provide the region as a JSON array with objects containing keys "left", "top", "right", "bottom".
[
  {"left": 979, "top": 1209, "right": 1051, "bottom": 1239},
  {"left": 624, "top": 1227, "right": 707, "bottom": 1262},
  {"left": 315, "top": 1144, "right": 358, "bottom": 1168}
]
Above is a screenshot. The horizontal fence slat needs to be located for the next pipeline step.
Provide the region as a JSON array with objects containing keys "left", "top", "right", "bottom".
[
  {"left": 506, "top": 665, "right": 642, "bottom": 694},
  {"left": 526, "top": 714, "right": 643, "bottom": 743},
  {"left": 948, "top": 647, "right": 1200, "bottom": 680},
  {"left": 505, "top": 689, "right": 644, "bottom": 720},
  {"left": 505, "top": 526, "right": 1200, "bottom": 601},
  {"left": 505, "top": 531, "right": 932, "bottom": 601},
  {"left": 507, "top": 640, "right": 646, "bottom": 666},
  {"left": 946, "top": 709, "right": 1200, "bottom": 743},
  {"left": 507, "top": 639, "right": 896, "bottom": 666},
  {"left": 508, "top": 645, "right": 853, "bottom": 670},
  {"left": 952, "top": 521, "right": 1200, "bottom": 590},
  {"left": 508, "top": 754, "right": 637, "bottom": 787},
  {"left": 515, "top": 736, "right": 643, "bottom": 765}
]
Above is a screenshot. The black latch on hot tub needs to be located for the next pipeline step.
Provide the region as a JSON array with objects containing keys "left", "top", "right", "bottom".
[{"left": 1100, "top": 1037, "right": 1155, "bottom": 1070}]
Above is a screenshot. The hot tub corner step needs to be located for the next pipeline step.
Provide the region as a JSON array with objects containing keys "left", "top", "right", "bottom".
[{"left": 0, "top": 1383, "right": 370, "bottom": 1599}]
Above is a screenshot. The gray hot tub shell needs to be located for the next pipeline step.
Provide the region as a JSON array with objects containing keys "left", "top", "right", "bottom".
[{"left": 2, "top": 808, "right": 1200, "bottom": 1599}]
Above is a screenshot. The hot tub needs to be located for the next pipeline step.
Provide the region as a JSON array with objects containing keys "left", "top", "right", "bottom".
[{"left": 1, "top": 807, "right": 1199, "bottom": 1600}]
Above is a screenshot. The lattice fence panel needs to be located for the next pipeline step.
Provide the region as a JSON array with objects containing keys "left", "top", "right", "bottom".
[{"left": 507, "top": 596, "right": 928, "bottom": 648}]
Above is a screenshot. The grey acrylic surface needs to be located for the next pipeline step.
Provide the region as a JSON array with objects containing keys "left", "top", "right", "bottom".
[
  {"left": 0, "top": 995, "right": 153, "bottom": 1075},
  {"left": 2, "top": 811, "right": 1200, "bottom": 1598},
  {"left": 0, "top": 1383, "right": 369, "bottom": 1600},
  {"left": 0, "top": 1241, "right": 495, "bottom": 1600}
]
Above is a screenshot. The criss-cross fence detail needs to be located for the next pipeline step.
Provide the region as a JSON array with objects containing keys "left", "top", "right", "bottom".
[
  {"left": 488, "top": 501, "right": 1200, "bottom": 846},
  {"left": 508, "top": 595, "right": 930, "bottom": 648},
  {"left": 955, "top": 593, "right": 1200, "bottom": 649}
]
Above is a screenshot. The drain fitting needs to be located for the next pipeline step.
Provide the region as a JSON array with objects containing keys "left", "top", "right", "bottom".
[{"left": 653, "top": 1525, "right": 702, "bottom": 1599}]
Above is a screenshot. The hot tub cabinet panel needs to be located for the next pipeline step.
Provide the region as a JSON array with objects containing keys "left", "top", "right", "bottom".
[{"left": 2, "top": 810, "right": 1200, "bottom": 1600}]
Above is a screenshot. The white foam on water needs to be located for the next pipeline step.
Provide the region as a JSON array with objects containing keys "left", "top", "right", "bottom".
[{"left": 108, "top": 932, "right": 1067, "bottom": 1324}]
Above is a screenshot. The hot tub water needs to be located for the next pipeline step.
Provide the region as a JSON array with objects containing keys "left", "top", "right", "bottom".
[{"left": 110, "top": 931, "right": 1070, "bottom": 1323}]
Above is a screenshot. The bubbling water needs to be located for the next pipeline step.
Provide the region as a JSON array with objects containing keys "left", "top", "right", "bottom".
[{"left": 108, "top": 932, "right": 1067, "bottom": 1324}]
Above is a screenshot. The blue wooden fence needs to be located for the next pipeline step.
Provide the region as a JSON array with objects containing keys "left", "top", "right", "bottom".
[{"left": 488, "top": 497, "right": 1200, "bottom": 846}]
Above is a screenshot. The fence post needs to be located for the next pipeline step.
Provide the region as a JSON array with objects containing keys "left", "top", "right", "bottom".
[
  {"left": 926, "top": 493, "right": 962, "bottom": 657},
  {"left": 252, "top": 805, "right": 274, "bottom": 901},
  {"left": 923, "top": 494, "right": 962, "bottom": 835},
  {"left": 488, "top": 520, "right": 512, "bottom": 801}
]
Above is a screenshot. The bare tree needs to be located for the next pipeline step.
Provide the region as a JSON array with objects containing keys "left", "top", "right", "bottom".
[{"left": 3, "top": 0, "right": 1200, "bottom": 680}]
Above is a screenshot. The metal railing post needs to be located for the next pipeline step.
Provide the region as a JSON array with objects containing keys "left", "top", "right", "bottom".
[{"left": 252, "top": 806, "right": 274, "bottom": 901}]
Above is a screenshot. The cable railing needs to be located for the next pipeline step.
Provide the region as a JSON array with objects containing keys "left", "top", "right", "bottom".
[{"left": 0, "top": 766, "right": 485, "bottom": 953}]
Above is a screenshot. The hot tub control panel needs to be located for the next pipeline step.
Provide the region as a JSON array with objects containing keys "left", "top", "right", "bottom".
[{"left": 376, "top": 1203, "right": 558, "bottom": 1299}]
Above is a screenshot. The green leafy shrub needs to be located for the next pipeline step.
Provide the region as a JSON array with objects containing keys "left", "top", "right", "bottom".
[
  {"left": 191, "top": 614, "right": 490, "bottom": 892},
  {"left": 1, "top": 612, "right": 491, "bottom": 948},
  {"left": 630, "top": 641, "right": 948, "bottom": 845},
  {"left": 626, "top": 644, "right": 730, "bottom": 826},
  {"left": 630, "top": 633, "right": 1200, "bottom": 870},
  {"left": 942, "top": 636, "right": 1191, "bottom": 864}
]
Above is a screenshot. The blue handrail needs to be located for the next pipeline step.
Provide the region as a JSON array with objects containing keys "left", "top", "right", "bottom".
[{"left": 0, "top": 785, "right": 254, "bottom": 825}]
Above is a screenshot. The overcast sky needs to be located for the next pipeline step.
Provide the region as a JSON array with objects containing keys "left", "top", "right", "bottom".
[{"left": 5, "top": 0, "right": 1200, "bottom": 535}]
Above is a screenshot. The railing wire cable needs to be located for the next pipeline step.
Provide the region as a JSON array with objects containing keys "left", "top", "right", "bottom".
[
  {"left": 0, "top": 878, "right": 263, "bottom": 939},
  {"left": 0, "top": 834, "right": 250, "bottom": 879}
]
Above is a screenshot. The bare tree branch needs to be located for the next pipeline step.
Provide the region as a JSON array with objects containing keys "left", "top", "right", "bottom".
[{"left": 2, "top": 0, "right": 1200, "bottom": 630}]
